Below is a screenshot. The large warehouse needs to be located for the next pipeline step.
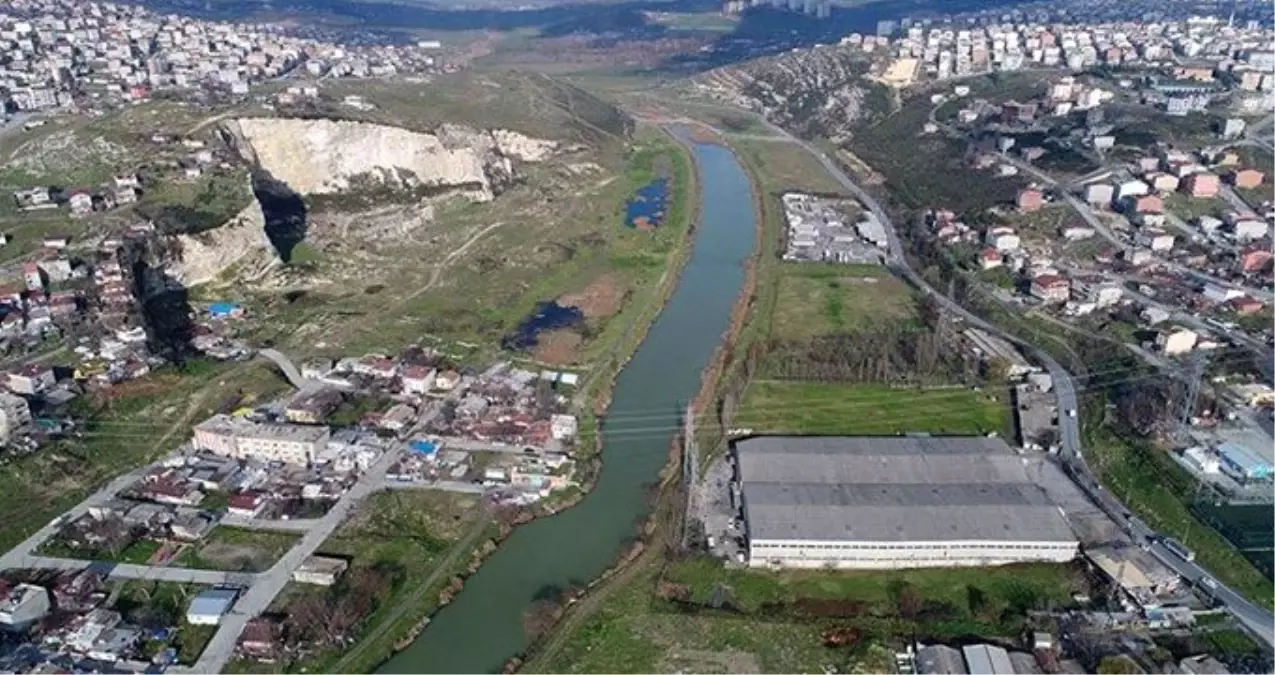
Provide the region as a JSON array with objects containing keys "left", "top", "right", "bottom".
[{"left": 733, "top": 436, "right": 1079, "bottom": 569}]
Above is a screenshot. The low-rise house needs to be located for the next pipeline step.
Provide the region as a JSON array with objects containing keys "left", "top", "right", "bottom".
[
  {"left": 1232, "top": 219, "right": 1268, "bottom": 242},
  {"left": 434, "top": 370, "right": 461, "bottom": 392},
  {"left": 227, "top": 492, "right": 267, "bottom": 518},
  {"left": 1130, "top": 194, "right": 1164, "bottom": 214},
  {"left": 1084, "top": 183, "right": 1114, "bottom": 206},
  {"left": 1030, "top": 274, "right": 1071, "bottom": 303},
  {"left": 352, "top": 355, "right": 396, "bottom": 379},
  {"left": 379, "top": 403, "right": 417, "bottom": 433},
  {"left": 1116, "top": 179, "right": 1150, "bottom": 200},
  {"left": 1156, "top": 328, "right": 1199, "bottom": 355},
  {"left": 141, "top": 477, "right": 204, "bottom": 507},
  {"left": 169, "top": 511, "right": 216, "bottom": 541},
  {"left": 112, "top": 185, "right": 138, "bottom": 205},
  {"left": 8, "top": 363, "right": 55, "bottom": 396},
  {"left": 1147, "top": 172, "right": 1179, "bottom": 193},
  {"left": 550, "top": 414, "right": 578, "bottom": 441},
  {"left": 51, "top": 571, "right": 106, "bottom": 613},
  {"left": 186, "top": 589, "right": 238, "bottom": 626},
  {"left": 86, "top": 626, "right": 142, "bottom": 662},
  {"left": 400, "top": 365, "right": 434, "bottom": 395},
  {"left": 37, "top": 258, "right": 73, "bottom": 283},
  {"left": 1071, "top": 275, "right": 1123, "bottom": 308},
  {"left": 65, "top": 609, "right": 122, "bottom": 652},
  {"left": 985, "top": 226, "right": 1021, "bottom": 253},
  {"left": 0, "top": 582, "right": 52, "bottom": 632},
  {"left": 284, "top": 389, "right": 344, "bottom": 425},
  {"left": 1230, "top": 297, "right": 1264, "bottom": 315},
  {"left": 292, "top": 555, "right": 349, "bottom": 586},
  {"left": 0, "top": 391, "right": 33, "bottom": 443},
  {"left": 980, "top": 247, "right": 1004, "bottom": 269},
  {"left": 67, "top": 190, "right": 93, "bottom": 215},
  {"left": 13, "top": 187, "right": 53, "bottom": 209},
  {"left": 238, "top": 617, "right": 281, "bottom": 660},
  {"left": 1182, "top": 172, "right": 1220, "bottom": 198},
  {"left": 1238, "top": 246, "right": 1273, "bottom": 273},
  {"left": 1016, "top": 188, "right": 1044, "bottom": 212},
  {"left": 1135, "top": 228, "right": 1175, "bottom": 252},
  {"left": 1227, "top": 169, "right": 1265, "bottom": 188},
  {"left": 22, "top": 263, "right": 43, "bottom": 292}
]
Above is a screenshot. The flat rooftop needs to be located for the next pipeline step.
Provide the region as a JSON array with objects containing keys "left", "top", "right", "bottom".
[
  {"left": 196, "top": 414, "right": 330, "bottom": 443},
  {"left": 735, "top": 436, "right": 1077, "bottom": 544}
]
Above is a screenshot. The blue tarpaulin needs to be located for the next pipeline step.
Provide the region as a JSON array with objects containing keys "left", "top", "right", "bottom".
[{"left": 409, "top": 440, "right": 438, "bottom": 456}]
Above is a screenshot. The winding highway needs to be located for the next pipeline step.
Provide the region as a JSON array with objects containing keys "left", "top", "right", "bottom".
[{"left": 756, "top": 118, "right": 1275, "bottom": 648}]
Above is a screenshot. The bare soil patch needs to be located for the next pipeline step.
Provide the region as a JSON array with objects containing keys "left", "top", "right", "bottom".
[
  {"left": 533, "top": 330, "right": 585, "bottom": 365},
  {"left": 197, "top": 542, "right": 270, "bottom": 572},
  {"left": 658, "top": 648, "right": 761, "bottom": 674},
  {"left": 559, "top": 273, "right": 626, "bottom": 319}
]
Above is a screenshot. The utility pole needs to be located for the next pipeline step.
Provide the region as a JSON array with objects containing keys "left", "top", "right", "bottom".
[{"left": 681, "top": 401, "right": 698, "bottom": 550}]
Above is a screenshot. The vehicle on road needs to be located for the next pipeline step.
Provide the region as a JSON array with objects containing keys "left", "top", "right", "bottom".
[
  {"left": 1163, "top": 537, "right": 1197, "bottom": 562},
  {"left": 1201, "top": 577, "right": 1219, "bottom": 591}
]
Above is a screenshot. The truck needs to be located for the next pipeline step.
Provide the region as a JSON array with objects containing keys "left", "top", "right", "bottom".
[{"left": 1162, "top": 537, "right": 1196, "bottom": 562}]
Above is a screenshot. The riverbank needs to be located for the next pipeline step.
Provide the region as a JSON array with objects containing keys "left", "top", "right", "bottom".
[
  {"left": 375, "top": 127, "right": 758, "bottom": 674},
  {"left": 516, "top": 126, "right": 768, "bottom": 673},
  {"left": 326, "top": 124, "right": 704, "bottom": 675}
]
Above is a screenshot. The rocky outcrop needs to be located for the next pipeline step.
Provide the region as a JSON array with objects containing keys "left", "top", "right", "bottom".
[
  {"left": 172, "top": 201, "right": 274, "bottom": 286},
  {"left": 226, "top": 118, "right": 558, "bottom": 201}
]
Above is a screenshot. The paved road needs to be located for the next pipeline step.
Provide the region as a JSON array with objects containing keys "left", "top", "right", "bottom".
[
  {"left": 184, "top": 448, "right": 401, "bottom": 674},
  {"left": 0, "top": 555, "right": 256, "bottom": 586},
  {"left": 998, "top": 153, "right": 1274, "bottom": 304},
  {"left": 383, "top": 479, "right": 488, "bottom": 494},
  {"left": 760, "top": 119, "right": 1275, "bottom": 647},
  {"left": 0, "top": 468, "right": 151, "bottom": 571}
]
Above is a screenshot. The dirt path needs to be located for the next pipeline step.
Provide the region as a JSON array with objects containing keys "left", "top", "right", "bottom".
[
  {"left": 329, "top": 505, "right": 493, "bottom": 672},
  {"left": 328, "top": 220, "right": 503, "bottom": 348},
  {"left": 185, "top": 111, "right": 234, "bottom": 137}
]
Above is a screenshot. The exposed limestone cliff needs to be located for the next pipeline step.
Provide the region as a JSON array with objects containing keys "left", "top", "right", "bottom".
[
  {"left": 173, "top": 202, "right": 274, "bottom": 286},
  {"left": 227, "top": 118, "right": 558, "bottom": 201}
]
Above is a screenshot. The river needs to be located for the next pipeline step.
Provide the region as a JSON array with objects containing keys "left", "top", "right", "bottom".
[{"left": 378, "top": 129, "right": 758, "bottom": 673}]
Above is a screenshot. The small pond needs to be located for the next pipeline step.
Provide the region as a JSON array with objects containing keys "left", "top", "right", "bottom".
[
  {"left": 501, "top": 301, "right": 584, "bottom": 351},
  {"left": 624, "top": 177, "right": 670, "bottom": 230}
]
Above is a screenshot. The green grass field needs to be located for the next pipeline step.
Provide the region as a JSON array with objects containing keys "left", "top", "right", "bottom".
[
  {"left": 529, "top": 557, "right": 1086, "bottom": 674},
  {"left": 769, "top": 264, "right": 917, "bottom": 341},
  {"left": 731, "top": 138, "right": 851, "bottom": 197},
  {"left": 737, "top": 381, "right": 1012, "bottom": 437}
]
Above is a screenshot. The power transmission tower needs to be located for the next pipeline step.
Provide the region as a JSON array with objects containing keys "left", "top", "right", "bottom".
[{"left": 1176, "top": 350, "right": 1208, "bottom": 444}]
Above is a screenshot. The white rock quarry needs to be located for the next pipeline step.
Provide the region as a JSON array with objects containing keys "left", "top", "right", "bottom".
[
  {"left": 173, "top": 202, "right": 275, "bottom": 286},
  {"left": 229, "top": 118, "right": 558, "bottom": 200}
]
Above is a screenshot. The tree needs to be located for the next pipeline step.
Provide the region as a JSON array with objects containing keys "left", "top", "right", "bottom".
[
  {"left": 1096, "top": 655, "right": 1140, "bottom": 674},
  {"left": 894, "top": 581, "right": 923, "bottom": 621}
]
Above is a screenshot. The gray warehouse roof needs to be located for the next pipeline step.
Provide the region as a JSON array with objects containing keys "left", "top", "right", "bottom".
[{"left": 736, "top": 436, "right": 1077, "bottom": 544}]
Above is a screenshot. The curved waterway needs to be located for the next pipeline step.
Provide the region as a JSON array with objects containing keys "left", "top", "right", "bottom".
[{"left": 378, "top": 129, "right": 758, "bottom": 674}]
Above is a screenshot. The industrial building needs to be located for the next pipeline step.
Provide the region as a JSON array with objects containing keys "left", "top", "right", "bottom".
[
  {"left": 733, "top": 436, "right": 1079, "bottom": 569},
  {"left": 1216, "top": 442, "right": 1273, "bottom": 482}
]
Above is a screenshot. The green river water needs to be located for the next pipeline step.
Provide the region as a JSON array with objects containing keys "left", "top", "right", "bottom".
[{"left": 378, "top": 129, "right": 758, "bottom": 673}]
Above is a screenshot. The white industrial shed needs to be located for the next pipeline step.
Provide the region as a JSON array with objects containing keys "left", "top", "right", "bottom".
[{"left": 734, "top": 436, "right": 1079, "bottom": 569}]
